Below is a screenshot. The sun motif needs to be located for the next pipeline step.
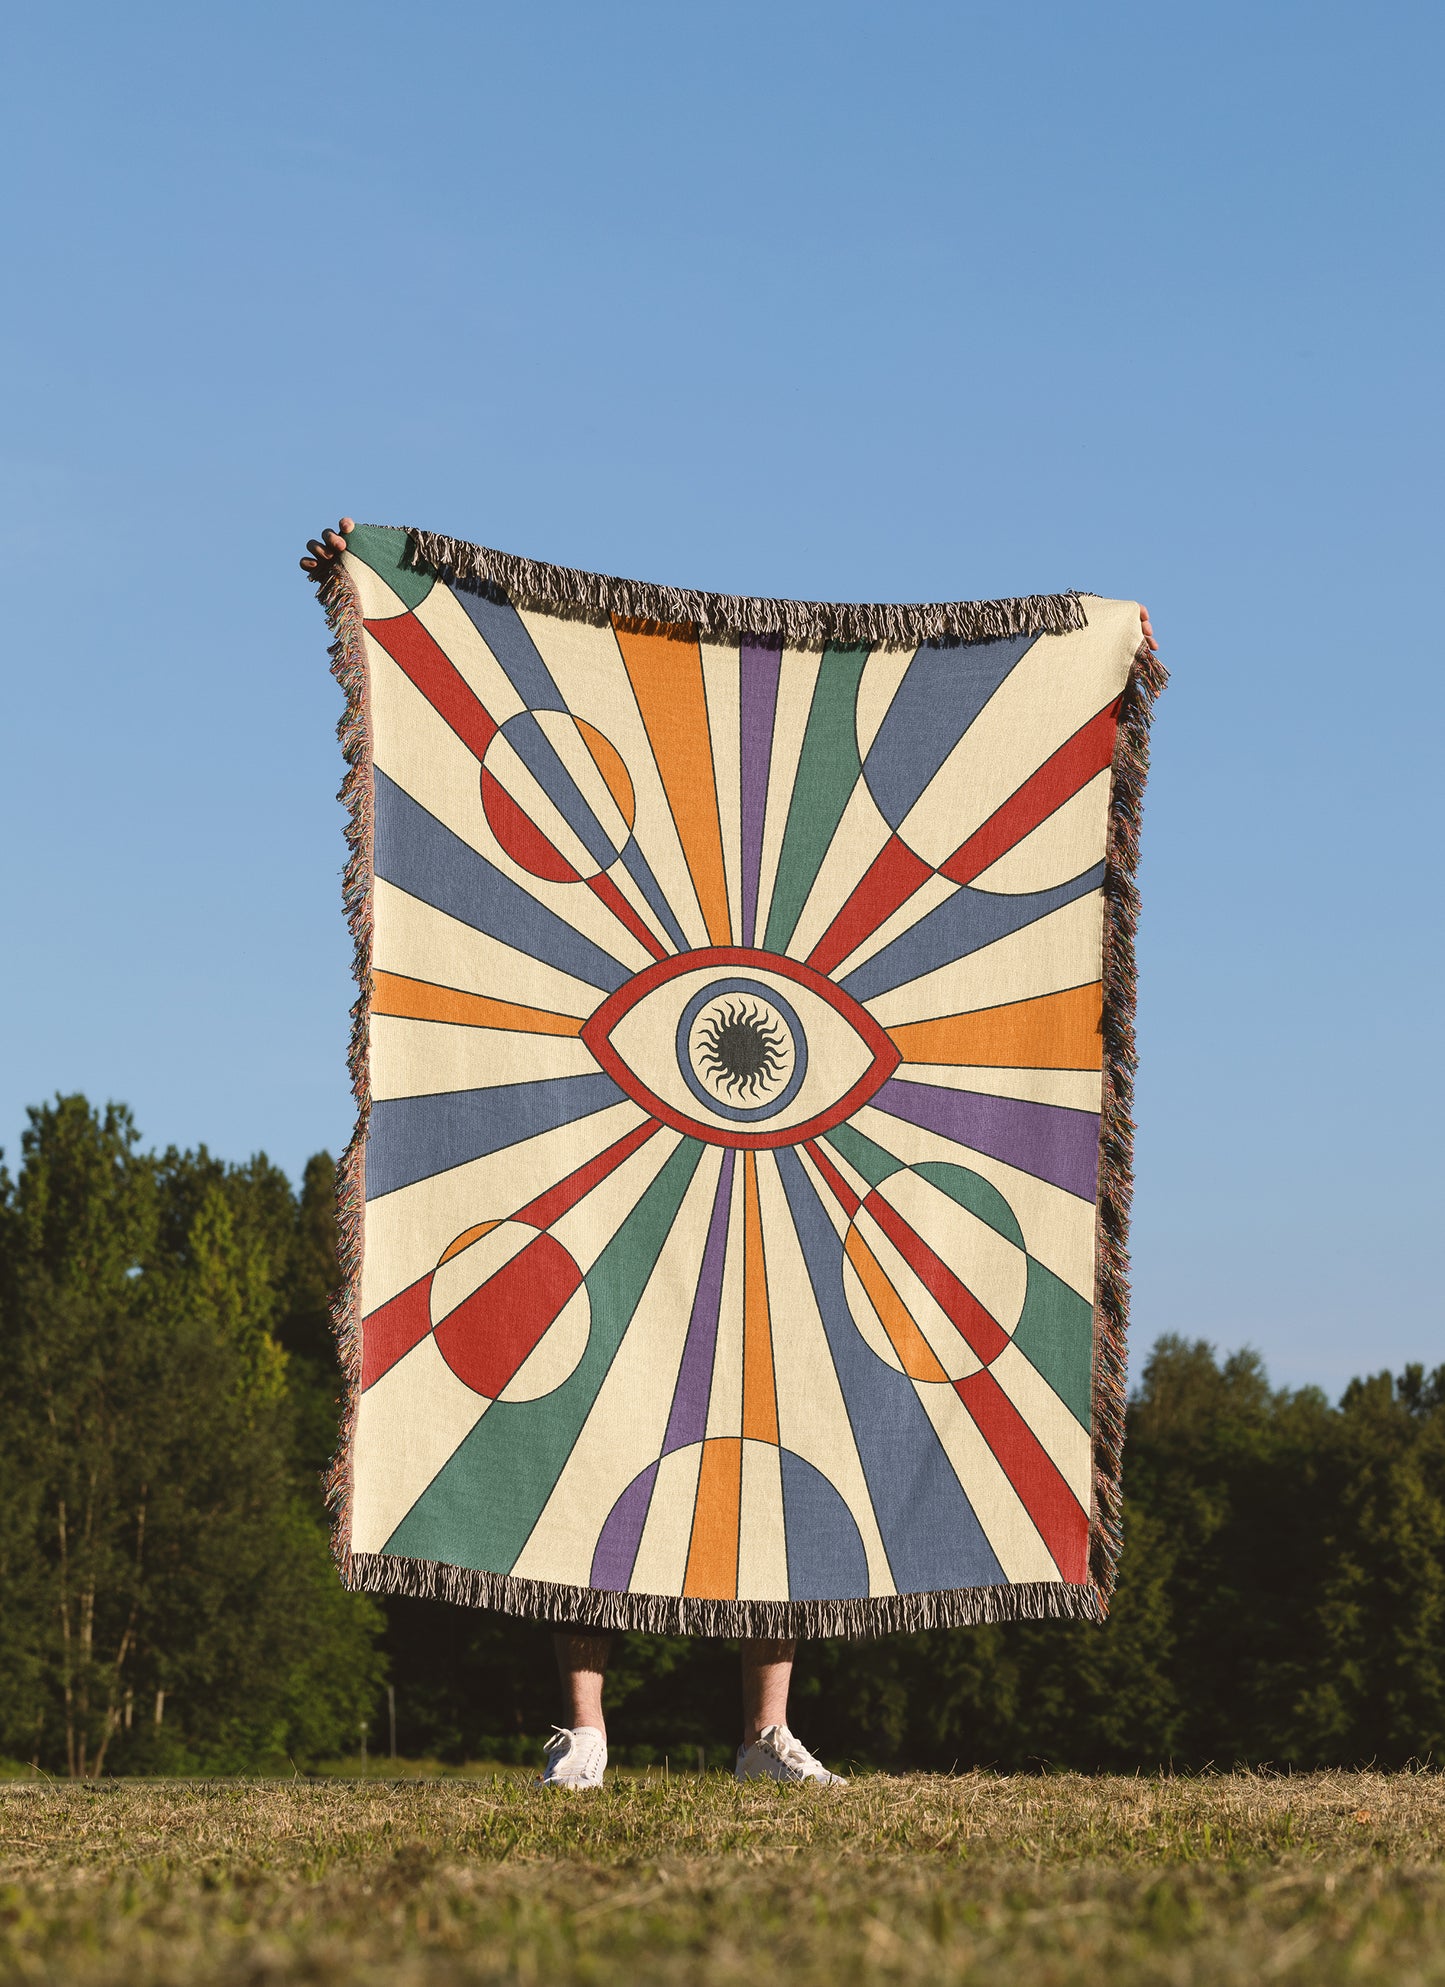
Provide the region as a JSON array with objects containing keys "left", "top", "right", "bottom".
[{"left": 693, "top": 997, "right": 790, "bottom": 1101}]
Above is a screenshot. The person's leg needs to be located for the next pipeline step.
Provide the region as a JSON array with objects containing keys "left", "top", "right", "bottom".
[
  {"left": 553, "top": 1631, "right": 612, "bottom": 1737},
  {"left": 740, "top": 1637, "right": 796, "bottom": 1744},
  {"left": 541, "top": 1632, "right": 611, "bottom": 1789},
  {"left": 737, "top": 1639, "right": 846, "bottom": 1783}
]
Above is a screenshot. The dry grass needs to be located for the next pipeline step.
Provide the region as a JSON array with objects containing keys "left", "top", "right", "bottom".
[{"left": 1, "top": 1770, "right": 1442, "bottom": 1984}]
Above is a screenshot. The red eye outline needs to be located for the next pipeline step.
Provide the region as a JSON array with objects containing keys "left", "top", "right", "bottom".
[{"left": 581, "top": 946, "right": 901, "bottom": 1150}]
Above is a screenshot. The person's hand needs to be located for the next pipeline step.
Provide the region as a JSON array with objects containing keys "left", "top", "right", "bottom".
[
  {"left": 1139, "top": 604, "right": 1158, "bottom": 653},
  {"left": 300, "top": 518, "right": 355, "bottom": 577}
]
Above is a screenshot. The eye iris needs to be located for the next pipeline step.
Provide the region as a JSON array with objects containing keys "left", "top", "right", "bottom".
[
  {"left": 695, "top": 1000, "right": 789, "bottom": 1100},
  {"left": 673, "top": 976, "right": 810, "bottom": 1124}
]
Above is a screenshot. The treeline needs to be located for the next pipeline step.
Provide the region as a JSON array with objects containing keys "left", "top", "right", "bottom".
[
  {"left": 0, "top": 1097, "right": 383, "bottom": 1775},
  {"left": 2, "top": 1098, "right": 1442, "bottom": 1775}
]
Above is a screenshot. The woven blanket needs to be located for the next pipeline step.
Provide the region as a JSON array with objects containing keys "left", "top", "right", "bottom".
[{"left": 318, "top": 527, "right": 1163, "bottom": 1636}]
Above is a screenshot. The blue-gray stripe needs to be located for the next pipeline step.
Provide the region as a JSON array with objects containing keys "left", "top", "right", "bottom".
[
  {"left": 775, "top": 1148, "right": 1006, "bottom": 1595},
  {"left": 365, "top": 1074, "right": 626, "bottom": 1200},
  {"left": 861, "top": 635, "right": 1036, "bottom": 830},
  {"left": 374, "top": 770, "right": 632, "bottom": 993},
  {"left": 840, "top": 864, "right": 1106, "bottom": 1003},
  {"left": 455, "top": 591, "right": 567, "bottom": 712}
]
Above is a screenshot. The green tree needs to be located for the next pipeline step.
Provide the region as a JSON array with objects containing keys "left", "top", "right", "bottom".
[
  {"left": 152, "top": 1143, "right": 344, "bottom": 1478},
  {"left": 1114, "top": 1336, "right": 1338, "bottom": 1764},
  {"left": 1295, "top": 1368, "right": 1445, "bottom": 1762},
  {"left": 0, "top": 1097, "right": 383, "bottom": 1775}
]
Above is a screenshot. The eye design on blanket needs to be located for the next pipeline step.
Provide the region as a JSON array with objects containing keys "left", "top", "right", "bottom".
[{"left": 581, "top": 949, "right": 900, "bottom": 1148}]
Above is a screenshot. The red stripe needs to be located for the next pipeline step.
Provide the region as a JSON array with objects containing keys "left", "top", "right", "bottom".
[
  {"left": 862, "top": 1191, "right": 1009, "bottom": 1364},
  {"left": 587, "top": 871, "right": 668, "bottom": 961},
  {"left": 954, "top": 1369, "right": 1089, "bottom": 1580},
  {"left": 940, "top": 700, "right": 1120, "bottom": 887},
  {"left": 366, "top": 614, "right": 499, "bottom": 762},
  {"left": 807, "top": 835, "right": 934, "bottom": 977},
  {"left": 802, "top": 1138, "right": 862, "bottom": 1219},
  {"left": 359, "top": 1274, "right": 433, "bottom": 1391},
  {"left": 480, "top": 769, "right": 582, "bottom": 882},
  {"left": 515, "top": 1118, "right": 662, "bottom": 1231}
]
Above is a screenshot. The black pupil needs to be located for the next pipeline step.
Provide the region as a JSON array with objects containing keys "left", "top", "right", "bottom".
[{"left": 697, "top": 1001, "right": 788, "bottom": 1100}]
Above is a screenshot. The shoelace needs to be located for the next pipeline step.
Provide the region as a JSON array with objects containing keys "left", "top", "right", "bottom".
[
  {"left": 764, "top": 1727, "right": 815, "bottom": 1775},
  {"left": 544, "top": 1725, "right": 604, "bottom": 1771}
]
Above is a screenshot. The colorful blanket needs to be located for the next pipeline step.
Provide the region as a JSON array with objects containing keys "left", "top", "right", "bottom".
[{"left": 319, "top": 527, "right": 1163, "bottom": 1636}]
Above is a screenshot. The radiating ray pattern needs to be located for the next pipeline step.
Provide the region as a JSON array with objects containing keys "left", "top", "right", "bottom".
[{"left": 337, "top": 525, "right": 1146, "bottom": 1621}]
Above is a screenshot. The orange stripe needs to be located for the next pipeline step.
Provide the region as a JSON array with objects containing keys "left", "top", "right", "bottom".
[
  {"left": 887, "top": 983, "right": 1103, "bottom": 1071},
  {"left": 612, "top": 617, "right": 732, "bottom": 946},
  {"left": 742, "top": 1153, "right": 779, "bottom": 1444},
  {"left": 683, "top": 1437, "right": 742, "bottom": 1599},
  {"left": 844, "top": 1228, "right": 950, "bottom": 1383},
  {"left": 576, "top": 718, "right": 636, "bottom": 830},
  {"left": 438, "top": 1220, "right": 501, "bottom": 1265},
  {"left": 372, "top": 971, "right": 582, "bottom": 1037}
]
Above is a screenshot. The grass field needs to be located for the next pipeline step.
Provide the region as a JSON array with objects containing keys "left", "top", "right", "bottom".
[{"left": 1, "top": 1770, "right": 1442, "bottom": 1985}]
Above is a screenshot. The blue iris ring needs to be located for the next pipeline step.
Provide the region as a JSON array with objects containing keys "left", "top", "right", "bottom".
[{"left": 675, "top": 977, "right": 808, "bottom": 1123}]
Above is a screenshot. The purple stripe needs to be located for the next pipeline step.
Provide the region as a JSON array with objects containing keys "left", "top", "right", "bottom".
[
  {"left": 663, "top": 1149, "right": 736, "bottom": 1453},
  {"left": 871, "top": 1078, "right": 1101, "bottom": 1202},
  {"left": 739, "top": 638, "right": 782, "bottom": 948},
  {"left": 590, "top": 1461, "right": 659, "bottom": 1591}
]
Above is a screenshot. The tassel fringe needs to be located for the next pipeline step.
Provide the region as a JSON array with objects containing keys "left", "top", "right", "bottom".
[
  {"left": 317, "top": 562, "right": 372, "bottom": 1562},
  {"left": 404, "top": 528, "right": 1087, "bottom": 650},
  {"left": 315, "top": 540, "right": 1164, "bottom": 1636},
  {"left": 343, "top": 1550, "right": 1106, "bottom": 1638},
  {"left": 1089, "top": 639, "right": 1168, "bottom": 1603}
]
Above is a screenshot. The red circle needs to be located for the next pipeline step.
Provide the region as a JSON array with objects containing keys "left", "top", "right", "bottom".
[{"left": 433, "top": 1229, "right": 584, "bottom": 1397}]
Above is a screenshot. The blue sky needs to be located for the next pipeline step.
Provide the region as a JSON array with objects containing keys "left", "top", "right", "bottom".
[{"left": 3, "top": 2, "right": 1440, "bottom": 1392}]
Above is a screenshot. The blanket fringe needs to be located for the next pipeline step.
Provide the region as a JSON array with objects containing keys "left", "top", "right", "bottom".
[
  {"left": 317, "top": 561, "right": 372, "bottom": 1563},
  {"left": 403, "top": 527, "right": 1088, "bottom": 650},
  {"left": 1089, "top": 638, "right": 1168, "bottom": 1603},
  {"left": 342, "top": 1550, "right": 1106, "bottom": 1638}
]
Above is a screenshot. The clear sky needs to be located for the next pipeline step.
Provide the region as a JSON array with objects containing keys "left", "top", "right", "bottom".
[{"left": 3, "top": 2, "right": 1440, "bottom": 1393}]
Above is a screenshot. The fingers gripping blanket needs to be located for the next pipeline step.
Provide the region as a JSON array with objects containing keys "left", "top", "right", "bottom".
[{"left": 318, "top": 527, "right": 1164, "bottom": 1636}]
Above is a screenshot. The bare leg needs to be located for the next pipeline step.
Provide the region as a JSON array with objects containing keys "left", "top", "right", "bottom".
[
  {"left": 740, "top": 1637, "right": 796, "bottom": 1744},
  {"left": 553, "top": 1632, "right": 612, "bottom": 1739}
]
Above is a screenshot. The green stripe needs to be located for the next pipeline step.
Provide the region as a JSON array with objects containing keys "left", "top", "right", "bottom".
[
  {"left": 383, "top": 1138, "right": 706, "bottom": 1574},
  {"left": 761, "top": 645, "right": 868, "bottom": 955},
  {"left": 913, "top": 1161, "right": 1024, "bottom": 1250},
  {"left": 1010, "top": 1258, "right": 1093, "bottom": 1432},
  {"left": 344, "top": 523, "right": 434, "bottom": 611},
  {"left": 824, "top": 1122, "right": 905, "bottom": 1189}
]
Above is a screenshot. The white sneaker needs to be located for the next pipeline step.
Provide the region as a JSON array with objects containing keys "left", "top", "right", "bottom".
[
  {"left": 538, "top": 1725, "right": 607, "bottom": 1788},
  {"left": 735, "top": 1724, "right": 847, "bottom": 1786}
]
